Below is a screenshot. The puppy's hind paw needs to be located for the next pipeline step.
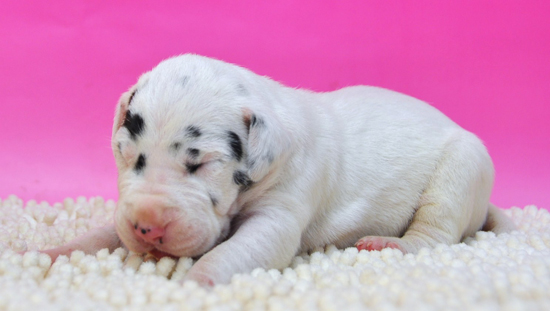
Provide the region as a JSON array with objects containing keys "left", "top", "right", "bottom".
[{"left": 355, "top": 236, "right": 407, "bottom": 253}]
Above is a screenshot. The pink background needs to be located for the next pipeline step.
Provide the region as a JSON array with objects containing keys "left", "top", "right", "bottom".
[{"left": 1, "top": 1, "right": 549, "bottom": 209}]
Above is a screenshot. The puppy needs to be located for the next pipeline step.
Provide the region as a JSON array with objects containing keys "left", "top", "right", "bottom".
[{"left": 41, "top": 54, "right": 514, "bottom": 286}]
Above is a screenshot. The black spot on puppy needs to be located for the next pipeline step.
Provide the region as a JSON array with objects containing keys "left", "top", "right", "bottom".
[
  {"left": 209, "top": 193, "right": 218, "bottom": 207},
  {"left": 233, "top": 171, "right": 253, "bottom": 191},
  {"left": 227, "top": 131, "right": 243, "bottom": 161},
  {"left": 236, "top": 84, "right": 249, "bottom": 96},
  {"left": 187, "top": 148, "right": 200, "bottom": 159},
  {"left": 250, "top": 114, "right": 264, "bottom": 127},
  {"left": 170, "top": 142, "right": 181, "bottom": 152},
  {"left": 123, "top": 111, "right": 145, "bottom": 140},
  {"left": 246, "top": 158, "right": 256, "bottom": 170},
  {"left": 186, "top": 162, "right": 202, "bottom": 174},
  {"left": 266, "top": 152, "right": 275, "bottom": 164},
  {"left": 134, "top": 154, "right": 146, "bottom": 173},
  {"left": 128, "top": 90, "right": 137, "bottom": 105},
  {"left": 186, "top": 126, "right": 201, "bottom": 138}
]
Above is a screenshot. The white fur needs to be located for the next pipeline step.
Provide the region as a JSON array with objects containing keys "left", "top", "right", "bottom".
[{"left": 41, "top": 54, "right": 513, "bottom": 286}]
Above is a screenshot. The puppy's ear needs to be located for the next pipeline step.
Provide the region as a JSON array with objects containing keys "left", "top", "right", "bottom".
[
  {"left": 242, "top": 108, "right": 291, "bottom": 182},
  {"left": 112, "top": 72, "right": 151, "bottom": 167},
  {"left": 112, "top": 87, "right": 136, "bottom": 136},
  {"left": 112, "top": 87, "right": 138, "bottom": 168},
  {"left": 112, "top": 71, "right": 151, "bottom": 138}
]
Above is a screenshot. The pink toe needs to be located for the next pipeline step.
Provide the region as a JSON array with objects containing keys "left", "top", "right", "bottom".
[
  {"left": 356, "top": 240, "right": 370, "bottom": 251},
  {"left": 386, "top": 242, "right": 399, "bottom": 249}
]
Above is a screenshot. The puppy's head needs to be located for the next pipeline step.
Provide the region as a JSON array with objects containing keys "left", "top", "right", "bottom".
[{"left": 111, "top": 55, "right": 289, "bottom": 258}]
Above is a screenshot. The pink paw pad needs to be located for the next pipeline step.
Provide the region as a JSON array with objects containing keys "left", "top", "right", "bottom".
[{"left": 355, "top": 237, "right": 404, "bottom": 252}]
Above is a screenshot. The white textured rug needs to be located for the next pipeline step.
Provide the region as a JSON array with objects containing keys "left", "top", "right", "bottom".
[{"left": 0, "top": 195, "right": 549, "bottom": 311}]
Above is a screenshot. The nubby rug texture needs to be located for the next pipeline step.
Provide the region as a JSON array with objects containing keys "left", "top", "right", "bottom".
[{"left": 0, "top": 195, "right": 549, "bottom": 311}]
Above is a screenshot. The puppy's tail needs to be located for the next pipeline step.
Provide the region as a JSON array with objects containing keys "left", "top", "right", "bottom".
[{"left": 482, "top": 203, "right": 516, "bottom": 234}]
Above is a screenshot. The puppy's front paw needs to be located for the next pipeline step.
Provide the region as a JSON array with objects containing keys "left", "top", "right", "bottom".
[
  {"left": 355, "top": 236, "right": 407, "bottom": 253},
  {"left": 183, "top": 269, "right": 215, "bottom": 287}
]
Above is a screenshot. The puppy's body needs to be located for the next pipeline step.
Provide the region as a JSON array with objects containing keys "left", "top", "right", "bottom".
[{"left": 41, "top": 55, "right": 513, "bottom": 285}]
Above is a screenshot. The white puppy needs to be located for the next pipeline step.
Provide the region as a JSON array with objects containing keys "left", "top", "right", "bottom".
[{"left": 42, "top": 54, "right": 514, "bottom": 286}]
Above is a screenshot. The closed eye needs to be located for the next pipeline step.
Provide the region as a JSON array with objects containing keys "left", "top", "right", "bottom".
[{"left": 186, "top": 162, "right": 203, "bottom": 174}]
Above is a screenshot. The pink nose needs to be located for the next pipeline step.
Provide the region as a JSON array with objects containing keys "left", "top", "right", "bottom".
[{"left": 134, "top": 224, "right": 165, "bottom": 244}]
